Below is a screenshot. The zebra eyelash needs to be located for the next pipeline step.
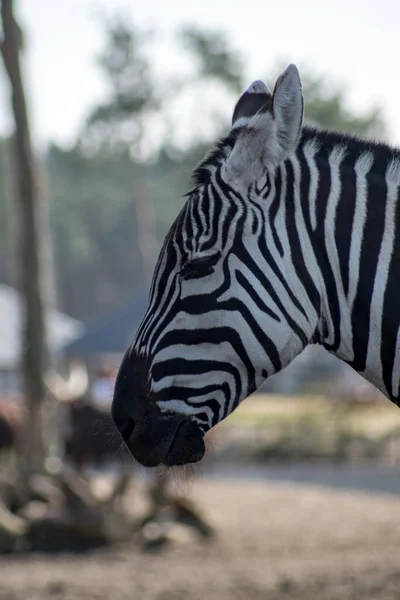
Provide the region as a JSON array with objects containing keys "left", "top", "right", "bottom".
[{"left": 180, "top": 252, "right": 222, "bottom": 281}]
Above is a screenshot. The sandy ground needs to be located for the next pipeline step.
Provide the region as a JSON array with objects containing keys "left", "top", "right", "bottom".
[{"left": 2, "top": 478, "right": 400, "bottom": 600}]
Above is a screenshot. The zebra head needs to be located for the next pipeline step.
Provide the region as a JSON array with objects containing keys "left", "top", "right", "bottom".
[{"left": 112, "top": 65, "right": 321, "bottom": 467}]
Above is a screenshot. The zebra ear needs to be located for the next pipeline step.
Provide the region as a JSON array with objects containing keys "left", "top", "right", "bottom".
[
  {"left": 269, "top": 64, "right": 303, "bottom": 163},
  {"left": 231, "top": 80, "right": 272, "bottom": 129},
  {"left": 224, "top": 65, "right": 303, "bottom": 184}
]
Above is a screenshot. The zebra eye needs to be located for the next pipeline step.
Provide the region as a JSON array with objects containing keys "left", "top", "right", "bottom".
[{"left": 181, "top": 252, "right": 221, "bottom": 280}]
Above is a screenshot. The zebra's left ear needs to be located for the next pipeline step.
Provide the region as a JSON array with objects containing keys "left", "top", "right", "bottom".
[
  {"left": 224, "top": 65, "right": 303, "bottom": 184},
  {"left": 269, "top": 64, "right": 304, "bottom": 164}
]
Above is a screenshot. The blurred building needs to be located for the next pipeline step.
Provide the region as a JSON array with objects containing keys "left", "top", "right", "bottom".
[{"left": 63, "top": 289, "right": 149, "bottom": 370}]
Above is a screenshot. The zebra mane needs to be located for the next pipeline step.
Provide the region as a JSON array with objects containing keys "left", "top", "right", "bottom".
[
  {"left": 190, "top": 125, "right": 400, "bottom": 192},
  {"left": 190, "top": 130, "right": 241, "bottom": 190},
  {"left": 301, "top": 127, "right": 400, "bottom": 179}
]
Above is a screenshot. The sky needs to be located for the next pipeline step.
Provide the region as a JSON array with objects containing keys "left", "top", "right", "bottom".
[{"left": 1, "top": 0, "right": 400, "bottom": 149}]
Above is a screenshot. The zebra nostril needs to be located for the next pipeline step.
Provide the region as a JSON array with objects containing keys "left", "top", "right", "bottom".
[{"left": 119, "top": 417, "right": 135, "bottom": 443}]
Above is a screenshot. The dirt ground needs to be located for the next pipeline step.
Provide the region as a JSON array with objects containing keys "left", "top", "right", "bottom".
[{"left": 2, "top": 477, "right": 400, "bottom": 600}]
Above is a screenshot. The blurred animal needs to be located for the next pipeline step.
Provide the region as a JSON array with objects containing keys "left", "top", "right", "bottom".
[
  {"left": 47, "top": 363, "right": 127, "bottom": 474},
  {"left": 0, "top": 397, "right": 24, "bottom": 453},
  {"left": 0, "top": 364, "right": 126, "bottom": 474},
  {"left": 60, "top": 395, "right": 126, "bottom": 473}
]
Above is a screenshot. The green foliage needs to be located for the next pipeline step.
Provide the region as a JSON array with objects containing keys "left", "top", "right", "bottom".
[
  {"left": 179, "top": 26, "right": 244, "bottom": 94},
  {"left": 303, "top": 76, "right": 386, "bottom": 139},
  {"left": 81, "top": 16, "right": 159, "bottom": 155},
  {"left": 46, "top": 144, "right": 144, "bottom": 318},
  {"left": 43, "top": 141, "right": 209, "bottom": 317}
]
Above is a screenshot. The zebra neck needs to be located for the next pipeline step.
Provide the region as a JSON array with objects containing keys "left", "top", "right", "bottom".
[{"left": 296, "top": 129, "right": 400, "bottom": 403}]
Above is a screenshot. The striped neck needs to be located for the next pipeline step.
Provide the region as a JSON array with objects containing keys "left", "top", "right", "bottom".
[{"left": 292, "top": 128, "right": 400, "bottom": 402}]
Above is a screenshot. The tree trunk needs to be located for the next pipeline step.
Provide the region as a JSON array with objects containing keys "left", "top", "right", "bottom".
[{"left": 0, "top": 0, "right": 48, "bottom": 474}]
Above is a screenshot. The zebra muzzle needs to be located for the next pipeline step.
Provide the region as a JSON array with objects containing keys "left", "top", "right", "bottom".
[
  {"left": 112, "top": 349, "right": 205, "bottom": 467},
  {"left": 111, "top": 395, "right": 205, "bottom": 468}
]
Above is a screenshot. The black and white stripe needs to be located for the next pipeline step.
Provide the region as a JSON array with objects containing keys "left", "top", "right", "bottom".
[{"left": 127, "top": 65, "right": 400, "bottom": 433}]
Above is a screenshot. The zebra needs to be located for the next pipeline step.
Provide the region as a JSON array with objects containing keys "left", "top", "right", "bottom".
[{"left": 112, "top": 64, "right": 400, "bottom": 468}]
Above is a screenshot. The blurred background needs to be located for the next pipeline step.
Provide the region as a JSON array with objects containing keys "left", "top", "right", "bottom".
[{"left": 1, "top": 1, "right": 400, "bottom": 599}]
